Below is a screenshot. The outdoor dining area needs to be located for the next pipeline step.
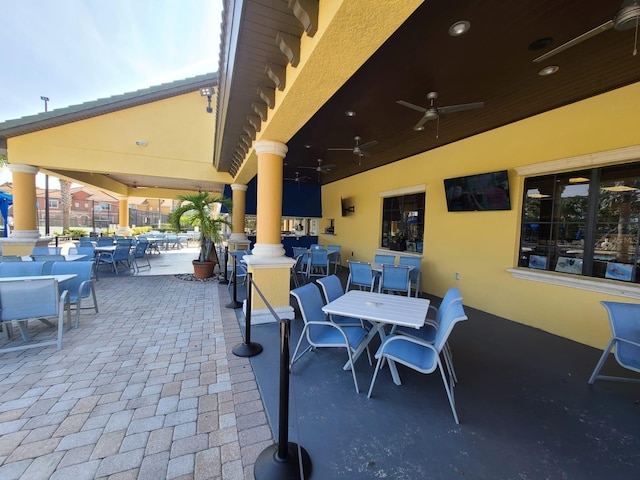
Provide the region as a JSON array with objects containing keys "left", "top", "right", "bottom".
[{"left": 0, "top": 244, "right": 637, "bottom": 478}]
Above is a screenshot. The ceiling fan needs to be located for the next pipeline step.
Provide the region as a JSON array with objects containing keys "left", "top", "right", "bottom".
[
  {"left": 328, "top": 136, "right": 378, "bottom": 165},
  {"left": 298, "top": 158, "right": 335, "bottom": 174},
  {"left": 132, "top": 182, "right": 148, "bottom": 189},
  {"left": 397, "top": 92, "right": 484, "bottom": 136},
  {"left": 284, "top": 171, "right": 310, "bottom": 186},
  {"left": 533, "top": 0, "right": 640, "bottom": 63}
]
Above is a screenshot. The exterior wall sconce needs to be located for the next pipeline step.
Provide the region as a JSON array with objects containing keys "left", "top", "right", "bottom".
[{"left": 200, "top": 87, "right": 213, "bottom": 113}]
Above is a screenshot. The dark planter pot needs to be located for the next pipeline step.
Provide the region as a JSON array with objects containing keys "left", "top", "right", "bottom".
[
  {"left": 389, "top": 240, "right": 406, "bottom": 251},
  {"left": 192, "top": 260, "right": 216, "bottom": 279}
]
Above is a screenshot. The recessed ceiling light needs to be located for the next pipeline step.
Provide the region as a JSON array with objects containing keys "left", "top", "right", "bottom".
[
  {"left": 448, "top": 20, "right": 470, "bottom": 36},
  {"left": 538, "top": 65, "right": 559, "bottom": 76},
  {"left": 415, "top": 125, "right": 425, "bottom": 131},
  {"left": 135, "top": 140, "right": 148, "bottom": 146},
  {"left": 345, "top": 110, "right": 356, "bottom": 117}
]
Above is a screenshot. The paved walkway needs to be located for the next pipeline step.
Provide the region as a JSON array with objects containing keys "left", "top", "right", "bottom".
[{"left": 0, "top": 267, "right": 269, "bottom": 478}]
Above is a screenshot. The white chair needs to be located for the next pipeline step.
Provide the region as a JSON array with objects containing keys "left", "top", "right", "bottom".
[{"left": 0, "top": 278, "right": 71, "bottom": 353}]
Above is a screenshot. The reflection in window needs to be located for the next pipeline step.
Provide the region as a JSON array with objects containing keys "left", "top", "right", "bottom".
[
  {"left": 520, "top": 162, "right": 640, "bottom": 283},
  {"left": 381, "top": 192, "right": 425, "bottom": 253}
]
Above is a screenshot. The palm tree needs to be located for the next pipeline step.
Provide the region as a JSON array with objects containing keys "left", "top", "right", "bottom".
[{"left": 169, "top": 192, "right": 232, "bottom": 265}]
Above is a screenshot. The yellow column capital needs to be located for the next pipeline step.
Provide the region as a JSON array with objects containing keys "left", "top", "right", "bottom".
[{"left": 254, "top": 140, "right": 288, "bottom": 158}]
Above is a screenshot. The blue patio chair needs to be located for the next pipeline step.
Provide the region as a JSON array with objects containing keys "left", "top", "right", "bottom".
[
  {"left": 290, "top": 283, "right": 371, "bottom": 393},
  {"left": 374, "top": 253, "right": 396, "bottom": 265},
  {"left": 378, "top": 264, "right": 411, "bottom": 296},
  {"left": 97, "top": 244, "right": 133, "bottom": 275},
  {"left": 307, "top": 248, "right": 330, "bottom": 278},
  {"left": 346, "top": 260, "right": 376, "bottom": 291},
  {"left": 327, "top": 244, "right": 341, "bottom": 273},
  {"left": 399, "top": 255, "right": 422, "bottom": 297},
  {"left": 316, "top": 275, "right": 366, "bottom": 327},
  {"left": 392, "top": 286, "right": 464, "bottom": 384},
  {"left": 32, "top": 246, "right": 61, "bottom": 255},
  {"left": 0, "top": 277, "right": 71, "bottom": 353},
  {"left": 132, "top": 240, "right": 151, "bottom": 272},
  {"left": 116, "top": 237, "right": 134, "bottom": 247},
  {"left": 367, "top": 300, "right": 469, "bottom": 424},
  {"left": 51, "top": 261, "right": 98, "bottom": 328},
  {"left": 0, "top": 261, "right": 46, "bottom": 277},
  {"left": 588, "top": 301, "right": 640, "bottom": 384},
  {"left": 292, "top": 246, "right": 309, "bottom": 274},
  {"left": 31, "top": 254, "right": 66, "bottom": 263},
  {"left": 291, "top": 254, "right": 308, "bottom": 288}
]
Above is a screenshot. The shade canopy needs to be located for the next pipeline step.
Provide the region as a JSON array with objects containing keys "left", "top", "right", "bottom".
[{"left": 0, "top": 191, "right": 12, "bottom": 237}]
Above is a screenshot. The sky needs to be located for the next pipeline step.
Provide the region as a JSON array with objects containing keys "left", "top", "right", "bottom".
[{"left": 0, "top": 0, "right": 223, "bottom": 187}]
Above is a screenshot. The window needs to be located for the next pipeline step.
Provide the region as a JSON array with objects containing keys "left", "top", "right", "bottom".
[
  {"left": 48, "top": 200, "right": 58, "bottom": 208},
  {"left": 74, "top": 202, "right": 79, "bottom": 208},
  {"left": 381, "top": 192, "right": 425, "bottom": 253},
  {"left": 520, "top": 162, "right": 640, "bottom": 283}
]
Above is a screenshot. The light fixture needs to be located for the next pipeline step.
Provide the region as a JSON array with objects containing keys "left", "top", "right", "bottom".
[
  {"left": 345, "top": 110, "right": 356, "bottom": 117},
  {"left": 601, "top": 185, "right": 638, "bottom": 192},
  {"left": 538, "top": 65, "right": 559, "bottom": 76},
  {"left": 448, "top": 20, "right": 470, "bottom": 36},
  {"left": 135, "top": 140, "right": 148, "bottom": 146},
  {"left": 200, "top": 86, "right": 213, "bottom": 113},
  {"left": 569, "top": 177, "right": 590, "bottom": 183}
]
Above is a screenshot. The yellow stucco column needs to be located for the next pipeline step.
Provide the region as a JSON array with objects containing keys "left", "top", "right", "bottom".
[
  {"left": 243, "top": 140, "right": 295, "bottom": 324},
  {"left": 116, "top": 198, "right": 132, "bottom": 236},
  {"left": 229, "top": 183, "right": 248, "bottom": 241},
  {"left": 8, "top": 164, "right": 39, "bottom": 239}
]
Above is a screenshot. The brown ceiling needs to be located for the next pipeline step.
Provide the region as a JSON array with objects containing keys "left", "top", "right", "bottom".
[{"left": 220, "top": 0, "right": 640, "bottom": 185}]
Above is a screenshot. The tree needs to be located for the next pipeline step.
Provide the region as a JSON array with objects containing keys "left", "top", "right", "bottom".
[{"left": 60, "top": 179, "right": 71, "bottom": 232}]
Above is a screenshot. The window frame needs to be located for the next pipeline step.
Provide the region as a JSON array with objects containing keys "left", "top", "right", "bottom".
[{"left": 379, "top": 185, "right": 425, "bottom": 254}]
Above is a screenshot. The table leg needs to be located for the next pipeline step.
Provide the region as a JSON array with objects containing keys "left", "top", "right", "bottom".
[{"left": 374, "top": 323, "right": 402, "bottom": 385}]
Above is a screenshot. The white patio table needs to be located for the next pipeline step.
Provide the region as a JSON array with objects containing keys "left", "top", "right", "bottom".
[{"left": 322, "top": 290, "right": 430, "bottom": 385}]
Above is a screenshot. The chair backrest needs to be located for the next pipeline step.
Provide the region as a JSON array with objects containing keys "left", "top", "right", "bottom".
[
  {"left": 73, "top": 246, "right": 96, "bottom": 258},
  {"left": 316, "top": 275, "right": 345, "bottom": 303},
  {"left": 0, "top": 255, "right": 23, "bottom": 262},
  {"left": 291, "top": 283, "right": 328, "bottom": 325},
  {"left": 0, "top": 278, "right": 60, "bottom": 321},
  {"left": 348, "top": 261, "right": 375, "bottom": 289},
  {"left": 292, "top": 246, "right": 308, "bottom": 258},
  {"left": 374, "top": 254, "right": 396, "bottom": 264},
  {"left": 97, "top": 237, "right": 116, "bottom": 246},
  {"left": 32, "top": 246, "right": 61, "bottom": 255},
  {"left": 399, "top": 256, "right": 421, "bottom": 280},
  {"left": 435, "top": 287, "right": 463, "bottom": 323},
  {"left": 380, "top": 264, "right": 411, "bottom": 293},
  {"left": 116, "top": 238, "right": 134, "bottom": 246},
  {"left": 133, "top": 242, "right": 148, "bottom": 258},
  {"left": 433, "top": 300, "right": 468, "bottom": 352},
  {"left": 51, "top": 261, "right": 94, "bottom": 300},
  {"left": 113, "top": 245, "right": 133, "bottom": 261},
  {"left": 600, "top": 301, "right": 640, "bottom": 371},
  {"left": 309, "top": 248, "right": 329, "bottom": 265},
  {"left": 310, "top": 244, "right": 325, "bottom": 250},
  {"left": 0, "top": 261, "right": 46, "bottom": 277},
  {"left": 327, "top": 245, "right": 341, "bottom": 254}
]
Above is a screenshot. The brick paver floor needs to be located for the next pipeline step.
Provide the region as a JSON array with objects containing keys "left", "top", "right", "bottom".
[{"left": 0, "top": 275, "right": 271, "bottom": 479}]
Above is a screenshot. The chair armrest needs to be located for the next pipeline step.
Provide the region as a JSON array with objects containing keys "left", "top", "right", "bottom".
[
  {"left": 376, "top": 333, "right": 437, "bottom": 359},
  {"left": 614, "top": 336, "right": 640, "bottom": 349}
]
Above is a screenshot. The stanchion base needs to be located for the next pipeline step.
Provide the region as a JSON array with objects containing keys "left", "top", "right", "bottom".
[
  {"left": 254, "top": 442, "right": 312, "bottom": 480},
  {"left": 225, "top": 300, "right": 242, "bottom": 309},
  {"left": 233, "top": 342, "right": 263, "bottom": 357}
]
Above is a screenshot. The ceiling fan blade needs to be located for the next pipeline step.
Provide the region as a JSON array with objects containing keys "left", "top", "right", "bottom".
[
  {"left": 359, "top": 140, "right": 378, "bottom": 151},
  {"left": 327, "top": 147, "right": 353, "bottom": 151},
  {"left": 533, "top": 20, "right": 614, "bottom": 63},
  {"left": 397, "top": 100, "right": 427, "bottom": 113},
  {"left": 413, "top": 114, "right": 434, "bottom": 131},
  {"left": 437, "top": 102, "right": 484, "bottom": 115},
  {"left": 298, "top": 165, "right": 318, "bottom": 169},
  {"left": 322, "top": 163, "right": 336, "bottom": 169}
]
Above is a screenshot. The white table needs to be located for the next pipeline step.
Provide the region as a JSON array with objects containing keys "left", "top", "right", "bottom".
[
  {"left": 322, "top": 290, "right": 430, "bottom": 385},
  {"left": 21, "top": 254, "right": 88, "bottom": 262}
]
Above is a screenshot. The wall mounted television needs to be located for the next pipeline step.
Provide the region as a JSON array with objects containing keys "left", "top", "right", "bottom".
[{"left": 444, "top": 170, "right": 511, "bottom": 211}]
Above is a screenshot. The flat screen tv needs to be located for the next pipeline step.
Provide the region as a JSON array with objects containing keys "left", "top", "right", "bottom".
[{"left": 444, "top": 170, "right": 511, "bottom": 211}]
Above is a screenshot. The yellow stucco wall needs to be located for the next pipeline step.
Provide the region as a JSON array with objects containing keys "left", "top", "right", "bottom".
[
  {"left": 8, "top": 91, "right": 228, "bottom": 191},
  {"left": 321, "top": 81, "right": 640, "bottom": 349}
]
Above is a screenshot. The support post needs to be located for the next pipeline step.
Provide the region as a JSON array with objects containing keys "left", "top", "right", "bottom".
[
  {"left": 254, "top": 317, "right": 312, "bottom": 479},
  {"left": 232, "top": 272, "right": 263, "bottom": 357},
  {"left": 225, "top": 252, "right": 242, "bottom": 309},
  {"left": 219, "top": 245, "right": 229, "bottom": 285}
]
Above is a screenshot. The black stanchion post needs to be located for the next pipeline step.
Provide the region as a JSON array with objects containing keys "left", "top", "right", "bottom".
[
  {"left": 219, "top": 245, "right": 229, "bottom": 285},
  {"left": 233, "top": 272, "right": 263, "bottom": 357},
  {"left": 225, "top": 252, "right": 242, "bottom": 309},
  {"left": 254, "top": 317, "right": 312, "bottom": 479}
]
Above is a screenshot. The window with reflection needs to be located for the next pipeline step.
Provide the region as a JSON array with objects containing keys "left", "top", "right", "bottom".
[
  {"left": 520, "top": 162, "right": 640, "bottom": 283},
  {"left": 381, "top": 192, "right": 425, "bottom": 253}
]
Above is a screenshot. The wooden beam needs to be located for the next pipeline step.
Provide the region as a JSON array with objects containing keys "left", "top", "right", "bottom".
[
  {"left": 252, "top": 101, "right": 268, "bottom": 121},
  {"left": 265, "top": 63, "right": 286, "bottom": 91},
  {"left": 247, "top": 114, "right": 262, "bottom": 133},
  {"left": 288, "top": 0, "right": 318, "bottom": 37},
  {"left": 257, "top": 86, "right": 276, "bottom": 108},
  {"left": 276, "top": 32, "right": 301, "bottom": 67}
]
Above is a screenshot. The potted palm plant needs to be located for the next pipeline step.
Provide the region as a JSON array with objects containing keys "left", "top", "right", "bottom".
[
  {"left": 169, "top": 192, "right": 232, "bottom": 279},
  {"left": 389, "top": 230, "right": 407, "bottom": 251}
]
